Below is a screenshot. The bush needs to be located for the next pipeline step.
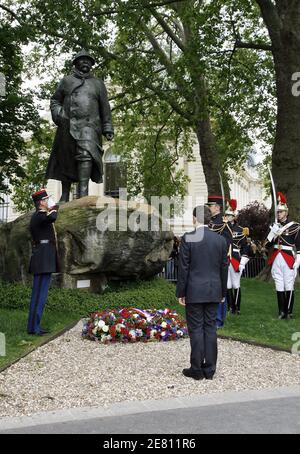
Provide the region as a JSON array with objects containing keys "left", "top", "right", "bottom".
[
  {"left": 0, "top": 278, "right": 178, "bottom": 318},
  {"left": 237, "top": 201, "right": 271, "bottom": 242}
]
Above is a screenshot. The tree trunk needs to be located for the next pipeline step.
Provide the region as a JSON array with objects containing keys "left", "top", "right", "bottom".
[
  {"left": 272, "top": 44, "right": 300, "bottom": 220},
  {"left": 257, "top": 0, "right": 300, "bottom": 220},
  {"left": 195, "top": 120, "right": 227, "bottom": 196}
]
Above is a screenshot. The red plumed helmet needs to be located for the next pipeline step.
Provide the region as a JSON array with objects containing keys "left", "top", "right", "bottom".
[
  {"left": 225, "top": 199, "right": 237, "bottom": 215},
  {"left": 277, "top": 192, "right": 287, "bottom": 204},
  {"left": 277, "top": 192, "right": 288, "bottom": 211},
  {"left": 229, "top": 199, "right": 237, "bottom": 211}
]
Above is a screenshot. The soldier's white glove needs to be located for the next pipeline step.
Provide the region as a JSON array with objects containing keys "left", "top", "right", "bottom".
[
  {"left": 47, "top": 197, "right": 57, "bottom": 209},
  {"left": 239, "top": 256, "right": 249, "bottom": 273},
  {"left": 267, "top": 223, "right": 281, "bottom": 243}
]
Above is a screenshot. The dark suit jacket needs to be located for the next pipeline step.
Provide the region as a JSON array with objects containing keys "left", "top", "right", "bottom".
[{"left": 176, "top": 226, "right": 228, "bottom": 304}]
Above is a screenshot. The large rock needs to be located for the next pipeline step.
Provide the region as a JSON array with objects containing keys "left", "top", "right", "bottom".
[{"left": 0, "top": 196, "right": 174, "bottom": 291}]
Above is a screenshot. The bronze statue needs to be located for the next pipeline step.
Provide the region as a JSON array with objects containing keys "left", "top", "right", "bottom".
[{"left": 46, "top": 49, "right": 114, "bottom": 202}]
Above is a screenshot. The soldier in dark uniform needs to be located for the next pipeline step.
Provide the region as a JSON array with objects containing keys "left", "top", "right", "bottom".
[
  {"left": 265, "top": 192, "right": 300, "bottom": 319},
  {"left": 224, "top": 200, "right": 250, "bottom": 314},
  {"left": 27, "top": 189, "right": 60, "bottom": 336},
  {"left": 46, "top": 49, "right": 114, "bottom": 202},
  {"left": 206, "top": 195, "right": 231, "bottom": 327}
]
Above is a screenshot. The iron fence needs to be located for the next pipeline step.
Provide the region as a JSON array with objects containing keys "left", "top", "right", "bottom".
[{"left": 159, "top": 257, "right": 267, "bottom": 282}]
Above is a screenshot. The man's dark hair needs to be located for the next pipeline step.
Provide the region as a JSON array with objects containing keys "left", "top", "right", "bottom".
[{"left": 193, "top": 205, "right": 211, "bottom": 225}]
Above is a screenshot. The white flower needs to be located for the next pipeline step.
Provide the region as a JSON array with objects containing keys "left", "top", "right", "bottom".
[
  {"left": 161, "top": 322, "right": 167, "bottom": 328},
  {"left": 98, "top": 320, "right": 105, "bottom": 329},
  {"left": 116, "top": 323, "right": 125, "bottom": 333},
  {"left": 102, "top": 325, "right": 109, "bottom": 333},
  {"left": 92, "top": 328, "right": 98, "bottom": 336},
  {"left": 150, "top": 329, "right": 157, "bottom": 338},
  {"left": 136, "top": 329, "right": 143, "bottom": 337},
  {"left": 177, "top": 330, "right": 183, "bottom": 336},
  {"left": 161, "top": 331, "right": 166, "bottom": 337},
  {"left": 129, "top": 330, "right": 136, "bottom": 338}
]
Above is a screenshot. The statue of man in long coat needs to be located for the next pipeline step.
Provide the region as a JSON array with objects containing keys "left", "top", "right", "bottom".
[{"left": 46, "top": 49, "right": 114, "bottom": 202}]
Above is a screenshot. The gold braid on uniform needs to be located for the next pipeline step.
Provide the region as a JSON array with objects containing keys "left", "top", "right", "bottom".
[{"left": 277, "top": 223, "right": 300, "bottom": 247}]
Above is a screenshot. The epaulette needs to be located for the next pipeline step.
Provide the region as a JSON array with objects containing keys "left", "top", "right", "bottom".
[
  {"left": 47, "top": 209, "right": 58, "bottom": 216},
  {"left": 242, "top": 227, "right": 250, "bottom": 237}
]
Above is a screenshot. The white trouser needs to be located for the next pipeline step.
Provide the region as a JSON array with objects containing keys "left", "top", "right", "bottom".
[
  {"left": 227, "top": 263, "right": 242, "bottom": 290},
  {"left": 271, "top": 253, "right": 296, "bottom": 292}
]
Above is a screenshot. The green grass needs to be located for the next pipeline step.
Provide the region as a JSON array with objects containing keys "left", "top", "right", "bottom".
[
  {"left": 219, "top": 279, "right": 300, "bottom": 350},
  {"left": 0, "top": 278, "right": 299, "bottom": 370},
  {"left": 0, "top": 309, "right": 76, "bottom": 370}
]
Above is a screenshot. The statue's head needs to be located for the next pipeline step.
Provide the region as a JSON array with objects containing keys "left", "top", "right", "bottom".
[{"left": 72, "top": 49, "right": 95, "bottom": 74}]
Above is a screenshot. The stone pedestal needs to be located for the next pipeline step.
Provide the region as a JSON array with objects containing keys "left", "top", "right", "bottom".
[{"left": 0, "top": 196, "right": 174, "bottom": 291}]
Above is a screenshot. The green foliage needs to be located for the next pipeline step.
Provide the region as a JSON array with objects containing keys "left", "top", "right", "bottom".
[
  {"left": 0, "top": 278, "right": 178, "bottom": 317},
  {"left": 11, "top": 121, "right": 54, "bottom": 213},
  {"left": 1, "top": 0, "right": 278, "bottom": 200},
  {"left": 0, "top": 12, "right": 40, "bottom": 194}
]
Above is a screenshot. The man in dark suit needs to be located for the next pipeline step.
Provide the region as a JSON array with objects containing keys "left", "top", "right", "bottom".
[
  {"left": 27, "top": 189, "right": 60, "bottom": 336},
  {"left": 176, "top": 205, "right": 228, "bottom": 380}
]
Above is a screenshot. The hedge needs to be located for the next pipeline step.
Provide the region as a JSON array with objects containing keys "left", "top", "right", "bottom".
[{"left": 0, "top": 278, "right": 179, "bottom": 318}]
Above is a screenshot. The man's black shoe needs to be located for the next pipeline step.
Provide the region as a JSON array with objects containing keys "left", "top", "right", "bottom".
[
  {"left": 204, "top": 375, "right": 214, "bottom": 380},
  {"left": 28, "top": 331, "right": 49, "bottom": 336},
  {"left": 40, "top": 328, "right": 49, "bottom": 334},
  {"left": 182, "top": 368, "right": 204, "bottom": 380}
]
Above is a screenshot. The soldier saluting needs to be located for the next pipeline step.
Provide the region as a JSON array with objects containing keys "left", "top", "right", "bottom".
[
  {"left": 27, "top": 190, "right": 60, "bottom": 336},
  {"left": 223, "top": 199, "right": 250, "bottom": 315},
  {"left": 265, "top": 192, "right": 300, "bottom": 319}
]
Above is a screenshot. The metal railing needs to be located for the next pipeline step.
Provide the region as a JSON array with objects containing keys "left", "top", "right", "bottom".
[{"left": 159, "top": 257, "right": 267, "bottom": 283}]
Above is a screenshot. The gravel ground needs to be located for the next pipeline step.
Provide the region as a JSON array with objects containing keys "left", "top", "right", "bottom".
[{"left": 0, "top": 321, "right": 300, "bottom": 418}]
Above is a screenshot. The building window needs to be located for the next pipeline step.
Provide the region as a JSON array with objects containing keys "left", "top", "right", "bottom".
[
  {"left": 0, "top": 192, "right": 9, "bottom": 224},
  {"left": 104, "top": 149, "right": 126, "bottom": 198}
]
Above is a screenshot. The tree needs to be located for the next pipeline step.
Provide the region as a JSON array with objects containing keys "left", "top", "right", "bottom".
[
  {"left": 11, "top": 122, "right": 54, "bottom": 213},
  {"left": 11, "top": 0, "right": 262, "bottom": 200},
  {"left": 232, "top": 0, "right": 300, "bottom": 219},
  {"left": 237, "top": 201, "right": 270, "bottom": 242},
  {"left": 0, "top": 5, "right": 40, "bottom": 195}
]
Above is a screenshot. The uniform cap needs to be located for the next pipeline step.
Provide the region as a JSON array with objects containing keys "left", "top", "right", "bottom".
[
  {"left": 32, "top": 189, "right": 50, "bottom": 204},
  {"left": 206, "top": 195, "right": 224, "bottom": 208}
]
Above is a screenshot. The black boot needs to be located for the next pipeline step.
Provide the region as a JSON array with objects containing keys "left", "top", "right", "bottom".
[
  {"left": 78, "top": 161, "right": 92, "bottom": 198},
  {"left": 227, "top": 289, "right": 234, "bottom": 313},
  {"left": 285, "top": 291, "right": 294, "bottom": 319},
  {"left": 59, "top": 181, "right": 71, "bottom": 204},
  {"left": 277, "top": 292, "right": 286, "bottom": 319}
]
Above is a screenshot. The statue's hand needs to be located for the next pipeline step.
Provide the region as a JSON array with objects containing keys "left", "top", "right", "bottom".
[{"left": 105, "top": 133, "right": 114, "bottom": 141}]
